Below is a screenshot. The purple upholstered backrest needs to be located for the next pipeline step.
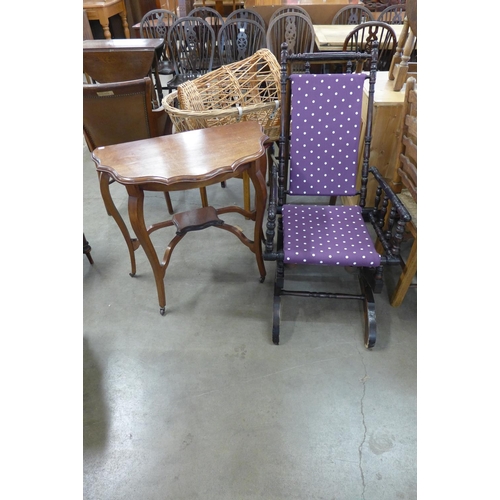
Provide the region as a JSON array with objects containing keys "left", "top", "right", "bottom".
[{"left": 288, "top": 73, "right": 367, "bottom": 197}]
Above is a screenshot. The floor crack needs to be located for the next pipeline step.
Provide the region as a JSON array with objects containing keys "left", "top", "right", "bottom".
[{"left": 357, "top": 345, "right": 368, "bottom": 500}]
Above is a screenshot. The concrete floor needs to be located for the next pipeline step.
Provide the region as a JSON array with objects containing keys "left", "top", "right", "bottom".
[{"left": 83, "top": 139, "right": 417, "bottom": 499}]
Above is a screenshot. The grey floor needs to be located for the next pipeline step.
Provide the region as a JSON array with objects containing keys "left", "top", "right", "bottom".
[{"left": 83, "top": 139, "right": 417, "bottom": 499}]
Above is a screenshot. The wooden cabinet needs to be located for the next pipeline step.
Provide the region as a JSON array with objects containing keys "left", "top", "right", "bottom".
[{"left": 344, "top": 71, "right": 406, "bottom": 206}]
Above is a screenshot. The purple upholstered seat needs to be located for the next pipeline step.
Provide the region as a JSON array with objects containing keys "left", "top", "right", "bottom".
[
  {"left": 282, "top": 73, "right": 381, "bottom": 267},
  {"left": 282, "top": 204, "right": 381, "bottom": 266}
]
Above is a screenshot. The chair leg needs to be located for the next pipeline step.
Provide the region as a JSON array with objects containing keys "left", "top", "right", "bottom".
[
  {"left": 164, "top": 192, "right": 174, "bottom": 214},
  {"left": 83, "top": 233, "right": 94, "bottom": 265},
  {"left": 272, "top": 294, "right": 281, "bottom": 345},
  {"left": 272, "top": 260, "right": 284, "bottom": 345},
  {"left": 359, "top": 274, "right": 377, "bottom": 349},
  {"left": 390, "top": 238, "right": 417, "bottom": 307}
]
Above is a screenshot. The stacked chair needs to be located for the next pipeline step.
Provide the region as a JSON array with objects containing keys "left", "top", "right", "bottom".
[
  {"left": 331, "top": 4, "right": 374, "bottom": 24},
  {"left": 165, "top": 16, "right": 216, "bottom": 91},
  {"left": 138, "top": 9, "right": 178, "bottom": 98},
  {"left": 343, "top": 21, "right": 397, "bottom": 71},
  {"left": 266, "top": 11, "right": 315, "bottom": 63}
]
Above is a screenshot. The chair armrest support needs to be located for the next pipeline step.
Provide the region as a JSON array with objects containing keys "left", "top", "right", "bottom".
[
  {"left": 264, "top": 155, "right": 280, "bottom": 260},
  {"left": 367, "top": 166, "right": 412, "bottom": 262}
]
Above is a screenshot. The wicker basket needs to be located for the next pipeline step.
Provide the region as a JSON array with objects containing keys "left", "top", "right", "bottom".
[{"left": 162, "top": 49, "right": 281, "bottom": 141}]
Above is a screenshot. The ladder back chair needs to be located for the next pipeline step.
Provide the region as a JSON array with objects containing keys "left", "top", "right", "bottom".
[
  {"left": 263, "top": 43, "right": 411, "bottom": 348},
  {"left": 343, "top": 21, "right": 397, "bottom": 71},
  {"left": 386, "top": 76, "right": 417, "bottom": 307},
  {"left": 388, "top": 16, "right": 417, "bottom": 90}
]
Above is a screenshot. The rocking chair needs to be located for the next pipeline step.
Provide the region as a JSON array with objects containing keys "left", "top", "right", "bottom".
[{"left": 263, "top": 43, "right": 411, "bottom": 348}]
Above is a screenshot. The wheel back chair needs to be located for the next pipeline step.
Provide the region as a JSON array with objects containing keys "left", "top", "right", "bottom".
[
  {"left": 377, "top": 4, "right": 406, "bottom": 24},
  {"left": 263, "top": 43, "right": 411, "bottom": 348},
  {"left": 139, "top": 9, "right": 178, "bottom": 96},
  {"left": 224, "top": 8, "right": 266, "bottom": 29},
  {"left": 165, "top": 16, "right": 216, "bottom": 91},
  {"left": 343, "top": 21, "right": 397, "bottom": 72},
  {"left": 331, "top": 4, "right": 374, "bottom": 24},
  {"left": 187, "top": 7, "right": 224, "bottom": 68},
  {"left": 268, "top": 5, "right": 311, "bottom": 24},
  {"left": 266, "top": 12, "right": 315, "bottom": 73},
  {"left": 217, "top": 18, "right": 267, "bottom": 65}
]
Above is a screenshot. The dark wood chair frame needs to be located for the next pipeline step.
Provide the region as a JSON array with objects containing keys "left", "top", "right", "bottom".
[
  {"left": 266, "top": 12, "right": 315, "bottom": 66},
  {"left": 224, "top": 8, "right": 266, "bottom": 29},
  {"left": 263, "top": 42, "right": 411, "bottom": 348},
  {"left": 377, "top": 4, "right": 406, "bottom": 24},
  {"left": 166, "top": 16, "right": 216, "bottom": 91},
  {"left": 343, "top": 21, "right": 398, "bottom": 71},
  {"left": 331, "top": 5, "right": 375, "bottom": 25},
  {"left": 139, "top": 9, "right": 179, "bottom": 95},
  {"left": 217, "top": 18, "right": 267, "bottom": 65},
  {"left": 268, "top": 5, "right": 311, "bottom": 24}
]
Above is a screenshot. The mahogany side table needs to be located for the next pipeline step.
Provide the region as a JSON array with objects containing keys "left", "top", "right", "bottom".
[{"left": 91, "top": 121, "right": 269, "bottom": 314}]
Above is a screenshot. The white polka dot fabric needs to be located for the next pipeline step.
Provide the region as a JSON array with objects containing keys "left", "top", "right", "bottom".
[
  {"left": 288, "top": 73, "right": 366, "bottom": 196},
  {"left": 282, "top": 204, "right": 381, "bottom": 266}
]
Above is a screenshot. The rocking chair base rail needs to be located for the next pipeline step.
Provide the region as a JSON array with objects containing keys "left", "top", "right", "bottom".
[{"left": 280, "top": 289, "right": 365, "bottom": 301}]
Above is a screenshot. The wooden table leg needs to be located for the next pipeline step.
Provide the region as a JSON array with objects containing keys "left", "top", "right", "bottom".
[
  {"left": 126, "top": 184, "right": 167, "bottom": 314},
  {"left": 99, "top": 172, "right": 139, "bottom": 276},
  {"left": 98, "top": 15, "right": 113, "bottom": 40},
  {"left": 118, "top": 10, "right": 131, "bottom": 38},
  {"left": 247, "top": 156, "right": 268, "bottom": 282}
]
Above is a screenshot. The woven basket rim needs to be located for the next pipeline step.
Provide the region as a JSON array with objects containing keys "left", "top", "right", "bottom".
[{"left": 163, "top": 91, "right": 280, "bottom": 119}]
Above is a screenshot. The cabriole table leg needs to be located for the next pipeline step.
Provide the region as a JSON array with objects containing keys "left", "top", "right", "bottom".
[{"left": 126, "top": 185, "right": 167, "bottom": 314}]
